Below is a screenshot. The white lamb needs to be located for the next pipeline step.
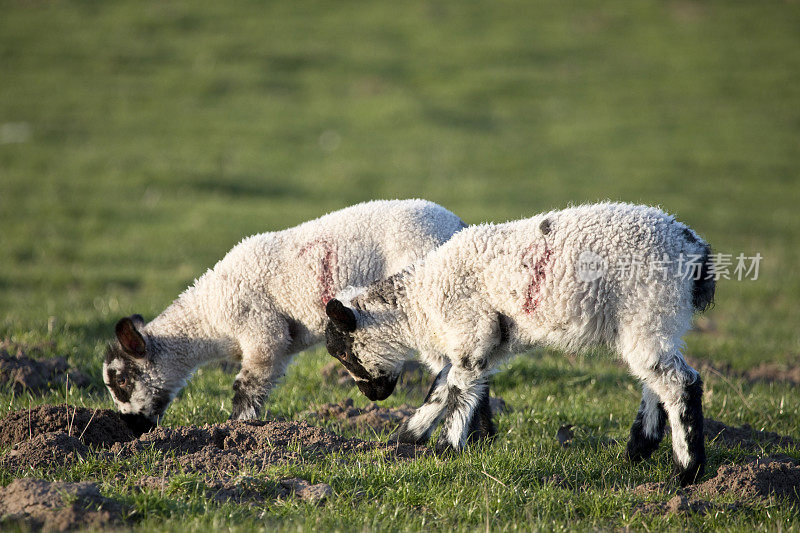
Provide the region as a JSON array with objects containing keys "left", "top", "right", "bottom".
[
  {"left": 102, "top": 199, "right": 466, "bottom": 433},
  {"left": 325, "top": 202, "right": 715, "bottom": 486}
]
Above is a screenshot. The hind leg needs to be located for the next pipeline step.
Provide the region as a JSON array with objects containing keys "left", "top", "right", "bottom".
[
  {"left": 626, "top": 350, "right": 705, "bottom": 486},
  {"left": 625, "top": 384, "right": 667, "bottom": 462}
]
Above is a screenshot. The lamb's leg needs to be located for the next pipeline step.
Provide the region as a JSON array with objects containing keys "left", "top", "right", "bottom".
[
  {"left": 230, "top": 317, "right": 293, "bottom": 421},
  {"left": 626, "top": 352, "right": 705, "bottom": 486},
  {"left": 434, "top": 369, "right": 488, "bottom": 453},
  {"left": 624, "top": 384, "right": 667, "bottom": 462},
  {"left": 393, "top": 365, "right": 451, "bottom": 444},
  {"left": 231, "top": 359, "right": 291, "bottom": 420},
  {"left": 466, "top": 384, "right": 496, "bottom": 444}
]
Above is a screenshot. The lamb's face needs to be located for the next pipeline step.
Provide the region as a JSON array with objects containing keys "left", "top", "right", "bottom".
[
  {"left": 103, "top": 315, "right": 175, "bottom": 435},
  {"left": 324, "top": 299, "right": 402, "bottom": 402}
]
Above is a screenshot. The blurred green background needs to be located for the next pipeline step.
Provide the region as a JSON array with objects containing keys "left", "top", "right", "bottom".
[
  {"left": 1, "top": 2, "right": 800, "bottom": 530},
  {"left": 2, "top": 1, "right": 798, "bottom": 371}
]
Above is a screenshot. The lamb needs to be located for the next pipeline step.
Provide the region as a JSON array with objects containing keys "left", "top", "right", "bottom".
[
  {"left": 324, "top": 202, "right": 715, "bottom": 486},
  {"left": 102, "top": 199, "right": 467, "bottom": 433}
]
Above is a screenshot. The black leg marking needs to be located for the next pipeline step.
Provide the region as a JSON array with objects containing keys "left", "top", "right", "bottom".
[
  {"left": 466, "top": 386, "right": 496, "bottom": 444},
  {"left": 624, "top": 400, "right": 667, "bottom": 462},
  {"left": 674, "top": 379, "right": 706, "bottom": 487},
  {"left": 394, "top": 367, "right": 448, "bottom": 445}
]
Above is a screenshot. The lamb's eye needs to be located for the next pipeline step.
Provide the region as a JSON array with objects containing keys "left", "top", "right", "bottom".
[{"left": 117, "top": 377, "right": 127, "bottom": 387}]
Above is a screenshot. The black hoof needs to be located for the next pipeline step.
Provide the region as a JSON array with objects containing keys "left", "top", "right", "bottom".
[
  {"left": 624, "top": 435, "right": 662, "bottom": 463},
  {"left": 673, "top": 458, "right": 705, "bottom": 487},
  {"left": 433, "top": 441, "right": 459, "bottom": 457}
]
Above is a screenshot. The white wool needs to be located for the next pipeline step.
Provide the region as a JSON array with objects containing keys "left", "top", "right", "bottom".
[
  {"left": 338, "top": 202, "right": 712, "bottom": 465},
  {"left": 104, "top": 199, "right": 466, "bottom": 419}
]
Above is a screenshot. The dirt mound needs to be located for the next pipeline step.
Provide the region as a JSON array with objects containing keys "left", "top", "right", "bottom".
[
  {"left": 633, "top": 455, "right": 800, "bottom": 515},
  {"left": 112, "top": 418, "right": 426, "bottom": 474},
  {"left": 0, "top": 478, "right": 125, "bottom": 531},
  {"left": 2, "top": 432, "right": 88, "bottom": 471},
  {"left": 0, "top": 351, "right": 91, "bottom": 394},
  {"left": 695, "top": 456, "right": 800, "bottom": 503},
  {"left": 0, "top": 405, "right": 135, "bottom": 448},
  {"left": 704, "top": 418, "right": 796, "bottom": 451},
  {"left": 307, "top": 398, "right": 416, "bottom": 432}
]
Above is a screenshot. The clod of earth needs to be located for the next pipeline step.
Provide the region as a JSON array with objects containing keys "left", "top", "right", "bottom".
[
  {"left": 556, "top": 425, "right": 574, "bottom": 448},
  {"left": 2, "top": 432, "right": 88, "bottom": 471},
  {"left": 0, "top": 351, "right": 91, "bottom": 394},
  {"left": 0, "top": 405, "right": 135, "bottom": 448},
  {"left": 635, "top": 493, "right": 718, "bottom": 516},
  {"left": 279, "top": 478, "right": 333, "bottom": 504},
  {"left": 0, "top": 478, "right": 125, "bottom": 532}
]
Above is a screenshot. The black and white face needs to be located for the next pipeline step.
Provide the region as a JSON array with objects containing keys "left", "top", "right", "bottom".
[
  {"left": 102, "top": 315, "right": 174, "bottom": 435},
  {"left": 324, "top": 299, "right": 403, "bottom": 402}
]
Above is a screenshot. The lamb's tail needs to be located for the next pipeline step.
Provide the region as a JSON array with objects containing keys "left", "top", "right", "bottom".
[{"left": 691, "top": 244, "right": 715, "bottom": 312}]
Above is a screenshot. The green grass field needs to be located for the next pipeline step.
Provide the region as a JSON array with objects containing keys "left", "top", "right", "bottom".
[{"left": 1, "top": 0, "right": 799, "bottom": 530}]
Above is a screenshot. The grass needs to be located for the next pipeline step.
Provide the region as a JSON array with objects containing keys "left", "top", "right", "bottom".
[{"left": 1, "top": 0, "right": 799, "bottom": 530}]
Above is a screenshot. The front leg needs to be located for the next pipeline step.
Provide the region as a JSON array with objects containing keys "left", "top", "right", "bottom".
[
  {"left": 466, "top": 383, "right": 496, "bottom": 444},
  {"left": 394, "top": 365, "right": 451, "bottom": 444},
  {"left": 230, "top": 340, "right": 292, "bottom": 420},
  {"left": 435, "top": 368, "right": 489, "bottom": 453}
]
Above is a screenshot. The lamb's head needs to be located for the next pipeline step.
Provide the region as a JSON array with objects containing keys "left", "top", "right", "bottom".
[
  {"left": 324, "top": 298, "right": 406, "bottom": 402},
  {"left": 103, "top": 315, "right": 184, "bottom": 435}
]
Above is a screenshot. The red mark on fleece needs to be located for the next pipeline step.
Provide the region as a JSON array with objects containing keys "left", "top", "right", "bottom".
[
  {"left": 298, "top": 238, "right": 338, "bottom": 305},
  {"left": 521, "top": 241, "right": 553, "bottom": 315}
]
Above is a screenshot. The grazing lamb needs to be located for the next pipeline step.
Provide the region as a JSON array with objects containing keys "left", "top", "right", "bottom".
[
  {"left": 325, "top": 202, "right": 715, "bottom": 486},
  {"left": 103, "top": 199, "right": 466, "bottom": 434}
]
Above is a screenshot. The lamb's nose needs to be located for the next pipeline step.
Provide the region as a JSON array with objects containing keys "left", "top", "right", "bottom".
[{"left": 119, "top": 412, "right": 156, "bottom": 436}]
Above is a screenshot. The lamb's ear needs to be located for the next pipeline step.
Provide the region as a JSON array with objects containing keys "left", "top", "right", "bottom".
[
  {"left": 325, "top": 299, "right": 357, "bottom": 332},
  {"left": 115, "top": 316, "right": 147, "bottom": 357}
]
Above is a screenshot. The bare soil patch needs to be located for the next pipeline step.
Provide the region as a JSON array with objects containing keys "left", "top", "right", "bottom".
[
  {"left": 704, "top": 417, "right": 796, "bottom": 451},
  {"left": 0, "top": 478, "right": 125, "bottom": 531},
  {"left": 0, "top": 405, "right": 135, "bottom": 449},
  {"left": 0, "top": 349, "right": 91, "bottom": 394},
  {"left": 2, "top": 432, "right": 88, "bottom": 471},
  {"left": 111, "top": 418, "right": 426, "bottom": 474}
]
